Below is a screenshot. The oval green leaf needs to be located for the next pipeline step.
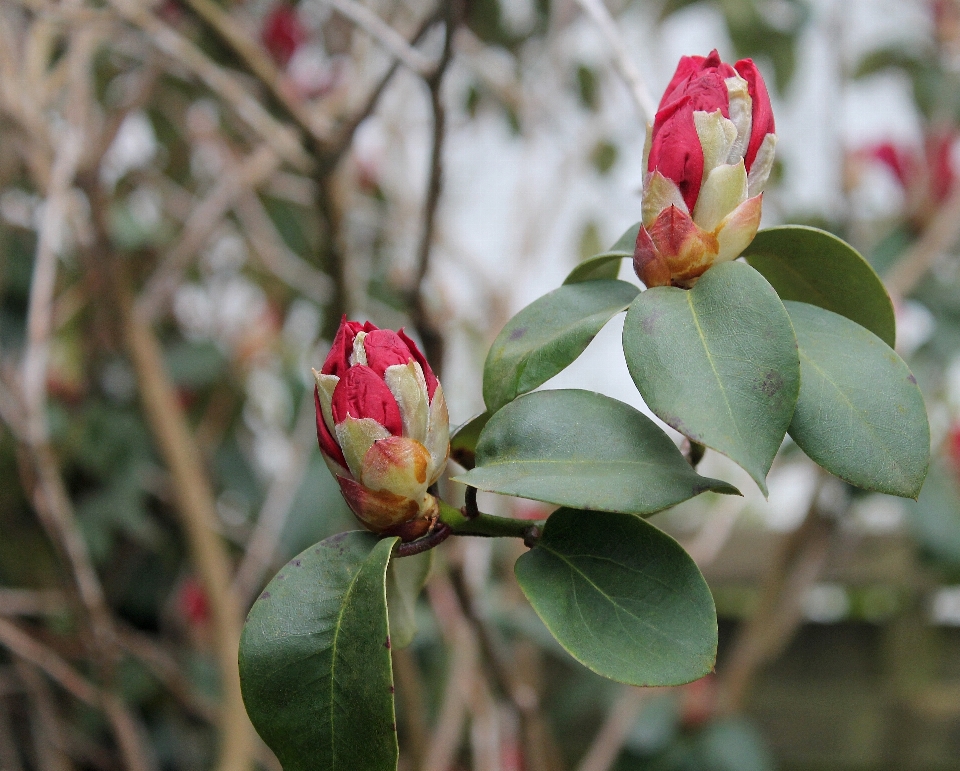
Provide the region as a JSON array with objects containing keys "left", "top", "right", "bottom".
[
  {"left": 239, "top": 532, "right": 399, "bottom": 771},
  {"left": 515, "top": 508, "right": 717, "bottom": 686},
  {"left": 785, "top": 301, "right": 929, "bottom": 498},
  {"left": 623, "top": 261, "right": 800, "bottom": 495},
  {"left": 483, "top": 280, "right": 639, "bottom": 412},
  {"left": 563, "top": 221, "right": 640, "bottom": 284},
  {"left": 743, "top": 225, "right": 896, "bottom": 347},
  {"left": 453, "top": 389, "right": 739, "bottom": 515}
]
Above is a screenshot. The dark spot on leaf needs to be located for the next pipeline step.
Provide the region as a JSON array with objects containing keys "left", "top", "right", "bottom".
[
  {"left": 259, "top": 591, "right": 271, "bottom": 600},
  {"left": 759, "top": 371, "right": 784, "bottom": 397},
  {"left": 641, "top": 310, "right": 662, "bottom": 335},
  {"left": 389, "top": 685, "right": 395, "bottom": 693},
  {"left": 277, "top": 574, "right": 285, "bottom": 580},
  {"left": 290, "top": 559, "right": 302, "bottom": 567},
  {"left": 385, "top": 636, "right": 391, "bottom": 649},
  {"left": 908, "top": 374, "right": 917, "bottom": 384},
  {"left": 328, "top": 532, "right": 350, "bottom": 545},
  {"left": 509, "top": 326, "right": 527, "bottom": 341}
]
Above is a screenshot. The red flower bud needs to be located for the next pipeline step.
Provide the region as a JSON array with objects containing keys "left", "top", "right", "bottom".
[
  {"left": 262, "top": 4, "right": 306, "bottom": 67},
  {"left": 313, "top": 318, "right": 449, "bottom": 539},
  {"left": 636, "top": 51, "right": 777, "bottom": 288}
]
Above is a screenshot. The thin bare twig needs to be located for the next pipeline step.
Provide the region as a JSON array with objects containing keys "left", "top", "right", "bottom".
[
  {"left": 14, "top": 660, "right": 74, "bottom": 771},
  {"left": 576, "top": 688, "right": 662, "bottom": 771},
  {"left": 178, "top": 0, "right": 329, "bottom": 144},
  {"left": 327, "top": 0, "right": 435, "bottom": 77},
  {"left": 572, "top": 0, "right": 656, "bottom": 121},
  {"left": 0, "top": 618, "right": 101, "bottom": 707},
  {"left": 409, "top": 4, "right": 458, "bottom": 370},
  {"left": 716, "top": 479, "right": 836, "bottom": 715},
  {"left": 119, "top": 281, "right": 255, "bottom": 771},
  {"left": 106, "top": 0, "right": 313, "bottom": 171},
  {"left": 884, "top": 181, "right": 960, "bottom": 298},
  {"left": 137, "top": 144, "right": 282, "bottom": 321},
  {"left": 234, "top": 191, "right": 333, "bottom": 306},
  {"left": 0, "top": 589, "right": 67, "bottom": 617},
  {"left": 232, "top": 390, "right": 319, "bottom": 606}
]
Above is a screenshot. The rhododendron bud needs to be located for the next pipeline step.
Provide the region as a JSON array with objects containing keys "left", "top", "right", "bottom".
[
  {"left": 635, "top": 50, "right": 777, "bottom": 288},
  {"left": 313, "top": 318, "right": 449, "bottom": 541},
  {"left": 262, "top": 4, "right": 306, "bottom": 67}
]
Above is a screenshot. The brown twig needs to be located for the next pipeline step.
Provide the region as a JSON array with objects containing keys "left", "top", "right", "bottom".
[
  {"left": 137, "top": 144, "right": 282, "bottom": 321},
  {"left": 884, "top": 181, "right": 960, "bottom": 299},
  {"left": 572, "top": 0, "right": 656, "bottom": 121},
  {"left": 106, "top": 0, "right": 313, "bottom": 171},
  {"left": 232, "top": 390, "right": 320, "bottom": 607},
  {"left": 409, "top": 3, "right": 458, "bottom": 370},
  {"left": 14, "top": 660, "right": 74, "bottom": 771},
  {"left": 716, "top": 477, "right": 837, "bottom": 715},
  {"left": 575, "top": 687, "right": 661, "bottom": 771},
  {"left": 0, "top": 589, "right": 67, "bottom": 617},
  {"left": 328, "top": 0, "right": 436, "bottom": 77},
  {"left": 178, "top": 0, "right": 329, "bottom": 144},
  {"left": 0, "top": 618, "right": 101, "bottom": 708},
  {"left": 117, "top": 280, "right": 255, "bottom": 771}
]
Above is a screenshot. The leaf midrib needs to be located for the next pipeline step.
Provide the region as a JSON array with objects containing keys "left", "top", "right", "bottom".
[{"left": 538, "top": 544, "right": 702, "bottom": 657}]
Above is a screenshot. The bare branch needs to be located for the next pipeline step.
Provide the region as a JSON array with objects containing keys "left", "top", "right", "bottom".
[
  {"left": 576, "top": 687, "right": 663, "bottom": 771},
  {"left": 106, "top": 0, "right": 314, "bottom": 171},
  {"left": 327, "top": 0, "right": 436, "bottom": 77},
  {"left": 0, "top": 619, "right": 101, "bottom": 707},
  {"left": 232, "top": 391, "right": 319, "bottom": 606},
  {"left": 137, "top": 144, "right": 282, "bottom": 321},
  {"left": 572, "top": 0, "right": 657, "bottom": 121},
  {"left": 884, "top": 181, "right": 960, "bottom": 299}
]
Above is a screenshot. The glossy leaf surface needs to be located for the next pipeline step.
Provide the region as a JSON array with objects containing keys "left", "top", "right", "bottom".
[
  {"left": 623, "top": 261, "right": 799, "bottom": 494},
  {"left": 483, "top": 280, "right": 639, "bottom": 412},
  {"left": 515, "top": 508, "right": 717, "bottom": 685},
  {"left": 785, "top": 301, "right": 929, "bottom": 498},
  {"left": 743, "top": 225, "right": 896, "bottom": 347},
  {"left": 239, "top": 532, "right": 398, "bottom": 771},
  {"left": 455, "top": 389, "right": 739, "bottom": 515},
  {"left": 563, "top": 222, "right": 640, "bottom": 284}
]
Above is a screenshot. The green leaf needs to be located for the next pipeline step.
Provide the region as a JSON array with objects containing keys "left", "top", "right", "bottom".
[
  {"left": 743, "top": 225, "right": 896, "bottom": 347},
  {"left": 785, "top": 301, "right": 929, "bottom": 498},
  {"left": 454, "top": 389, "right": 739, "bottom": 516},
  {"left": 515, "top": 508, "right": 717, "bottom": 686},
  {"left": 563, "top": 222, "right": 640, "bottom": 284},
  {"left": 622, "top": 261, "right": 800, "bottom": 494},
  {"left": 449, "top": 411, "right": 491, "bottom": 471},
  {"left": 386, "top": 550, "right": 433, "bottom": 649},
  {"left": 483, "top": 280, "right": 639, "bottom": 412},
  {"left": 239, "top": 532, "right": 399, "bottom": 771}
]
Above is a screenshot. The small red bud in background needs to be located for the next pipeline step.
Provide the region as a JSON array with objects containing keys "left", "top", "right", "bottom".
[
  {"left": 262, "top": 4, "right": 306, "bottom": 67},
  {"left": 178, "top": 578, "right": 210, "bottom": 627}
]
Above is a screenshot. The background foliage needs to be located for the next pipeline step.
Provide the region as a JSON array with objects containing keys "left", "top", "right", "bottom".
[{"left": 0, "top": 0, "right": 959, "bottom": 770}]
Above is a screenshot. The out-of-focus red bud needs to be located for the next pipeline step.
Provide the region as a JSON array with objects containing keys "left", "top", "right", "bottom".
[
  {"left": 636, "top": 50, "right": 777, "bottom": 288},
  {"left": 947, "top": 422, "right": 960, "bottom": 474},
  {"left": 262, "top": 4, "right": 306, "bottom": 67},
  {"left": 313, "top": 318, "right": 449, "bottom": 540},
  {"left": 178, "top": 578, "right": 210, "bottom": 627}
]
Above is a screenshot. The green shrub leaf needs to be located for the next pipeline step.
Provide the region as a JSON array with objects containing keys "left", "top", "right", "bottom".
[
  {"left": 483, "top": 280, "right": 639, "bottom": 412},
  {"left": 454, "top": 389, "right": 739, "bottom": 515},
  {"left": 563, "top": 222, "right": 640, "bottom": 284},
  {"left": 785, "top": 301, "right": 929, "bottom": 498},
  {"left": 743, "top": 225, "right": 896, "bottom": 347},
  {"left": 622, "top": 261, "right": 800, "bottom": 494},
  {"left": 515, "top": 508, "right": 717, "bottom": 686},
  {"left": 239, "top": 532, "right": 399, "bottom": 771}
]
